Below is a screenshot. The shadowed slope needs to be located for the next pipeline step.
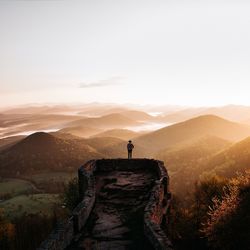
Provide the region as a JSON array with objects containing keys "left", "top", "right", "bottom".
[
  {"left": 157, "top": 136, "right": 232, "bottom": 173},
  {"left": 0, "top": 132, "right": 103, "bottom": 176},
  {"left": 205, "top": 136, "right": 250, "bottom": 177}
]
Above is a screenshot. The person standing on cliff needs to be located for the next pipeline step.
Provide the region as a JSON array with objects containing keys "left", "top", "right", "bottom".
[{"left": 127, "top": 140, "right": 134, "bottom": 159}]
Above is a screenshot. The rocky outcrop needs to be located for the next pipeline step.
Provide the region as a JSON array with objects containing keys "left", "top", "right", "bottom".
[{"left": 38, "top": 159, "right": 172, "bottom": 250}]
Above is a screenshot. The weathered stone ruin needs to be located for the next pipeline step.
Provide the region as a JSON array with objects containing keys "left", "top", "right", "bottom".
[{"left": 38, "top": 159, "right": 173, "bottom": 250}]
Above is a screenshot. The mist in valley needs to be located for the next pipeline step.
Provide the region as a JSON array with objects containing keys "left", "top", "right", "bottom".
[
  {"left": 1, "top": 0, "right": 250, "bottom": 249},
  {"left": 2, "top": 105, "right": 250, "bottom": 249}
]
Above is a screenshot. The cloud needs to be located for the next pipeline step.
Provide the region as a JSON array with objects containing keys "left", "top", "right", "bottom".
[{"left": 79, "top": 76, "right": 124, "bottom": 88}]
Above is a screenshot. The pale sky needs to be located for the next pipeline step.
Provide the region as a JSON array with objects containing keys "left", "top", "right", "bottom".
[{"left": 0, "top": 0, "right": 250, "bottom": 107}]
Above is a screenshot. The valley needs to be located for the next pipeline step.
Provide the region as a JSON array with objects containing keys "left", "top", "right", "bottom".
[{"left": 2, "top": 103, "right": 250, "bottom": 249}]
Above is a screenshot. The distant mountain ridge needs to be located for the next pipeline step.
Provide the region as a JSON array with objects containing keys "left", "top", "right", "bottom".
[
  {"left": 159, "top": 105, "right": 250, "bottom": 123},
  {"left": 59, "top": 126, "right": 103, "bottom": 138},
  {"left": 92, "top": 129, "right": 143, "bottom": 140},
  {"left": 2, "top": 114, "right": 250, "bottom": 181},
  {"left": 67, "top": 113, "right": 140, "bottom": 129},
  {"left": 135, "top": 115, "right": 250, "bottom": 153}
]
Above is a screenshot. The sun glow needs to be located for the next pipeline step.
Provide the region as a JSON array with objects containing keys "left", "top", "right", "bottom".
[{"left": 1, "top": 1, "right": 250, "bottom": 107}]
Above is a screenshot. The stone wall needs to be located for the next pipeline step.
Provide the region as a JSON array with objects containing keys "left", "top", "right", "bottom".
[
  {"left": 144, "top": 160, "right": 173, "bottom": 250},
  {"left": 37, "top": 217, "right": 74, "bottom": 250},
  {"left": 38, "top": 160, "right": 97, "bottom": 250},
  {"left": 38, "top": 159, "right": 173, "bottom": 250},
  {"left": 74, "top": 160, "right": 96, "bottom": 232}
]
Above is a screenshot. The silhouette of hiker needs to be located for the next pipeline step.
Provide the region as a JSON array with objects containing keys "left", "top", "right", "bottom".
[{"left": 127, "top": 140, "right": 134, "bottom": 159}]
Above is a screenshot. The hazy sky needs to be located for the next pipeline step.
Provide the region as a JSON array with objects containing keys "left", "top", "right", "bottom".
[{"left": 0, "top": 0, "right": 250, "bottom": 107}]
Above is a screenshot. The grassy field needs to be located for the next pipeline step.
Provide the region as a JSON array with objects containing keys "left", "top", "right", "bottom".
[
  {"left": 0, "top": 194, "right": 61, "bottom": 219},
  {"left": 0, "top": 173, "right": 74, "bottom": 219},
  {"left": 26, "top": 172, "right": 76, "bottom": 185},
  {"left": 0, "top": 178, "right": 35, "bottom": 198}
]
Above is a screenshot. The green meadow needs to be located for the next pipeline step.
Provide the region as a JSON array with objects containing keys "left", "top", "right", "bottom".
[
  {"left": 0, "top": 178, "right": 35, "bottom": 198},
  {"left": 0, "top": 194, "right": 61, "bottom": 219}
]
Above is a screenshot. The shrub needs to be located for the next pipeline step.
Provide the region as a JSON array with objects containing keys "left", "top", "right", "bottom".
[
  {"left": 203, "top": 172, "right": 250, "bottom": 250},
  {"left": 61, "top": 177, "right": 80, "bottom": 211}
]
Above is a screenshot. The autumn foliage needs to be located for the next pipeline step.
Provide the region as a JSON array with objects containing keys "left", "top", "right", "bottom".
[{"left": 203, "top": 172, "right": 250, "bottom": 250}]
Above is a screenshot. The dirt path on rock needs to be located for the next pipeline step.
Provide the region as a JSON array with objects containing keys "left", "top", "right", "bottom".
[{"left": 69, "top": 168, "right": 157, "bottom": 250}]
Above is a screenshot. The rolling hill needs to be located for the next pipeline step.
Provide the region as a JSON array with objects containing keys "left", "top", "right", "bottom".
[
  {"left": 77, "top": 104, "right": 130, "bottom": 116},
  {"left": 83, "top": 136, "right": 146, "bottom": 158},
  {"left": 0, "top": 131, "right": 146, "bottom": 177},
  {"left": 58, "top": 126, "right": 103, "bottom": 138},
  {"left": 0, "top": 135, "right": 25, "bottom": 151},
  {"left": 92, "top": 129, "right": 143, "bottom": 140},
  {"left": 0, "top": 132, "right": 103, "bottom": 176},
  {"left": 156, "top": 136, "right": 232, "bottom": 196},
  {"left": 67, "top": 113, "right": 140, "bottom": 129},
  {"left": 134, "top": 115, "right": 250, "bottom": 153},
  {"left": 159, "top": 105, "right": 250, "bottom": 123},
  {"left": 159, "top": 107, "right": 206, "bottom": 123},
  {"left": 197, "top": 105, "right": 250, "bottom": 123},
  {"left": 157, "top": 136, "right": 232, "bottom": 172},
  {"left": 0, "top": 113, "right": 83, "bottom": 138},
  {"left": 54, "top": 132, "right": 146, "bottom": 159},
  {"left": 120, "top": 110, "right": 154, "bottom": 121},
  {"left": 0, "top": 114, "right": 82, "bottom": 128}
]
